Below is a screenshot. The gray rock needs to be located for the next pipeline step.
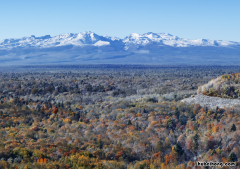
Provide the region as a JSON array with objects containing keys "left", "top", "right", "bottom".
[{"left": 181, "top": 94, "right": 240, "bottom": 109}]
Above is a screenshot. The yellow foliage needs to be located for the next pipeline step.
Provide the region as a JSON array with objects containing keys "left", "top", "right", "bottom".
[
  {"left": 63, "top": 118, "right": 71, "bottom": 122},
  {"left": 212, "top": 125, "right": 219, "bottom": 133},
  {"left": 161, "top": 163, "right": 165, "bottom": 169},
  {"left": 150, "top": 163, "right": 156, "bottom": 169}
]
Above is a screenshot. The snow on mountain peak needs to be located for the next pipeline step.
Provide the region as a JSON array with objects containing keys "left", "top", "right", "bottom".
[
  {"left": 0, "top": 32, "right": 239, "bottom": 50},
  {"left": 129, "top": 33, "right": 140, "bottom": 39},
  {"left": 123, "top": 32, "right": 240, "bottom": 47},
  {"left": 0, "top": 32, "right": 112, "bottom": 49},
  {"left": 94, "top": 40, "right": 110, "bottom": 46},
  {"left": 123, "top": 32, "right": 180, "bottom": 47}
]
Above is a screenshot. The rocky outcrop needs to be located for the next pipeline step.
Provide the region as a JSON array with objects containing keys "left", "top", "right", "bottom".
[
  {"left": 197, "top": 77, "right": 223, "bottom": 94},
  {"left": 181, "top": 93, "right": 240, "bottom": 109}
]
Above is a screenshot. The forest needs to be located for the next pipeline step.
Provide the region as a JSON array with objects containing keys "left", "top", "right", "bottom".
[{"left": 0, "top": 65, "right": 240, "bottom": 169}]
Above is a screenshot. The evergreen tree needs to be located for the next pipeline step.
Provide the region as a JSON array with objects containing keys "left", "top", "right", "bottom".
[
  {"left": 174, "top": 107, "right": 180, "bottom": 118},
  {"left": 174, "top": 141, "right": 184, "bottom": 157},
  {"left": 179, "top": 114, "right": 187, "bottom": 125},
  {"left": 98, "top": 139, "right": 103, "bottom": 149},
  {"left": 231, "top": 124, "right": 236, "bottom": 132},
  {"left": 189, "top": 111, "right": 195, "bottom": 120},
  {"left": 167, "top": 117, "right": 174, "bottom": 128},
  {"left": 229, "top": 152, "right": 238, "bottom": 162},
  {"left": 174, "top": 94, "right": 177, "bottom": 101},
  {"left": 135, "top": 122, "right": 139, "bottom": 130},
  {"left": 127, "top": 119, "right": 132, "bottom": 125},
  {"left": 193, "top": 133, "right": 199, "bottom": 151}
]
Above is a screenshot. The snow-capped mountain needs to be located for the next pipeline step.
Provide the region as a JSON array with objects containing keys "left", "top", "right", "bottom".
[
  {"left": 123, "top": 32, "right": 240, "bottom": 48},
  {"left": 0, "top": 32, "right": 240, "bottom": 65},
  {"left": 0, "top": 32, "right": 120, "bottom": 49},
  {"left": 1, "top": 31, "right": 239, "bottom": 50}
]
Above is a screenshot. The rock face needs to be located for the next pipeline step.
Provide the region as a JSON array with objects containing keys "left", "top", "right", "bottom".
[{"left": 181, "top": 93, "right": 240, "bottom": 109}]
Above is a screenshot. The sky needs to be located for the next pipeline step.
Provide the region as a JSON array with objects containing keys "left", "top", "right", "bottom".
[{"left": 0, "top": 0, "right": 239, "bottom": 42}]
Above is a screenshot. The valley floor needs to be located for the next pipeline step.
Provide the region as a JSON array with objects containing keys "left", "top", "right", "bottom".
[{"left": 0, "top": 65, "right": 240, "bottom": 169}]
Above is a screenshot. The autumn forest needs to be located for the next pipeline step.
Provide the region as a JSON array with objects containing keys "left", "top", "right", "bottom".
[{"left": 0, "top": 65, "right": 240, "bottom": 169}]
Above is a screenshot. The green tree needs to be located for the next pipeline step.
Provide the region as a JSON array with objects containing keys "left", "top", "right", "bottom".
[
  {"left": 179, "top": 114, "right": 187, "bottom": 125},
  {"left": 174, "top": 107, "right": 180, "bottom": 118},
  {"left": 167, "top": 117, "right": 174, "bottom": 128},
  {"left": 229, "top": 152, "right": 238, "bottom": 162},
  {"left": 86, "top": 84, "right": 93, "bottom": 92},
  {"left": 231, "top": 124, "right": 236, "bottom": 132},
  {"left": 140, "top": 162, "right": 146, "bottom": 169},
  {"left": 174, "top": 141, "right": 184, "bottom": 158},
  {"left": 127, "top": 119, "right": 132, "bottom": 125},
  {"left": 192, "top": 133, "right": 199, "bottom": 151},
  {"left": 98, "top": 139, "right": 103, "bottom": 149}
]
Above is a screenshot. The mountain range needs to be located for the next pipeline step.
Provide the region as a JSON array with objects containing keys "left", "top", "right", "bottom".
[{"left": 0, "top": 31, "right": 240, "bottom": 65}]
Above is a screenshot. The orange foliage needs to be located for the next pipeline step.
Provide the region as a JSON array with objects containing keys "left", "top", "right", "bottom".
[
  {"left": 53, "top": 108, "right": 58, "bottom": 115},
  {"left": 165, "top": 154, "right": 174, "bottom": 165},
  {"left": 208, "top": 136, "right": 214, "bottom": 141},
  {"left": 115, "top": 151, "right": 123, "bottom": 160},
  {"left": 213, "top": 125, "right": 219, "bottom": 133},
  {"left": 222, "top": 157, "right": 229, "bottom": 163},
  {"left": 70, "top": 149, "right": 77, "bottom": 154},
  {"left": 200, "top": 116, "right": 205, "bottom": 120},
  {"left": 153, "top": 152, "right": 161, "bottom": 158},
  {"left": 151, "top": 121, "right": 158, "bottom": 126}
]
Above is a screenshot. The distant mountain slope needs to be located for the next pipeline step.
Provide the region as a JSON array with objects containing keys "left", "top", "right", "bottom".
[{"left": 0, "top": 32, "right": 240, "bottom": 65}]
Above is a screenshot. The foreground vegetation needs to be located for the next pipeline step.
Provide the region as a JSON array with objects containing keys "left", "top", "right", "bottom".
[{"left": 0, "top": 65, "right": 240, "bottom": 169}]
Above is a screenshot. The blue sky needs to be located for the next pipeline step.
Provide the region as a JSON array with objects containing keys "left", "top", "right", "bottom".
[{"left": 0, "top": 0, "right": 239, "bottom": 41}]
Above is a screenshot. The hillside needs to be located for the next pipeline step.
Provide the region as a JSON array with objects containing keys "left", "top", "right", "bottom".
[
  {"left": 181, "top": 73, "right": 240, "bottom": 109},
  {"left": 198, "top": 73, "right": 240, "bottom": 99}
]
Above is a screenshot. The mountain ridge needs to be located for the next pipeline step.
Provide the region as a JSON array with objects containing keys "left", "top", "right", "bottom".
[
  {"left": 0, "top": 32, "right": 240, "bottom": 65},
  {"left": 1, "top": 31, "right": 240, "bottom": 50}
]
